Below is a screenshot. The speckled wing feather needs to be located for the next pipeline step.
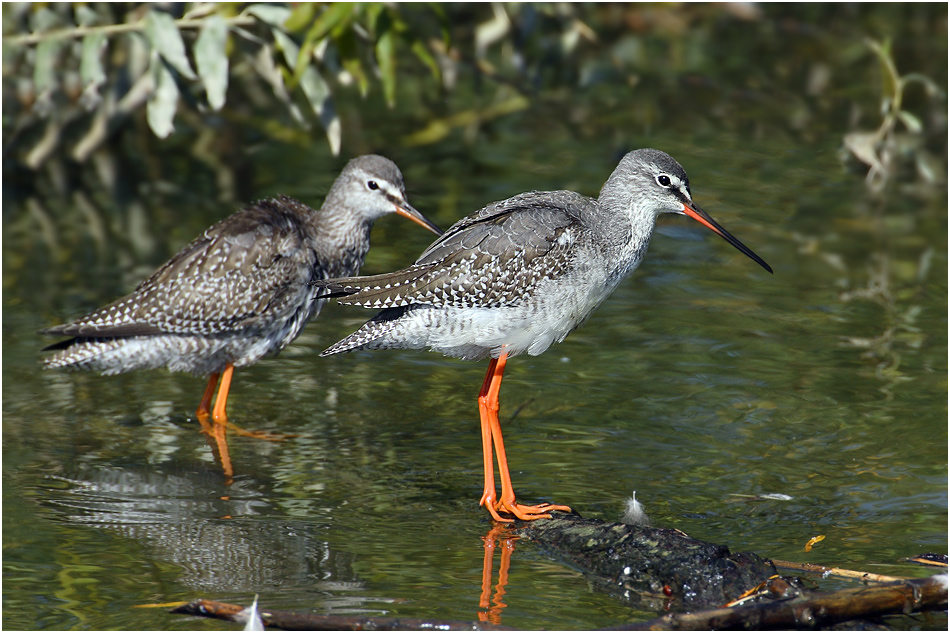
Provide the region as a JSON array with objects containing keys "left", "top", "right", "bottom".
[
  {"left": 43, "top": 196, "right": 318, "bottom": 339},
  {"left": 321, "top": 190, "right": 594, "bottom": 310}
]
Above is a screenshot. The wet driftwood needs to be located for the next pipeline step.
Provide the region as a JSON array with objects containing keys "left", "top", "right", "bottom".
[
  {"left": 614, "top": 574, "right": 948, "bottom": 630},
  {"left": 511, "top": 512, "right": 947, "bottom": 628},
  {"left": 170, "top": 513, "right": 947, "bottom": 630},
  {"left": 171, "top": 576, "right": 949, "bottom": 631},
  {"left": 170, "top": 598, "right": 512, "bottom": 630},
  {"left": 512, "top": 511, "right": 774, "bottom": 609}
]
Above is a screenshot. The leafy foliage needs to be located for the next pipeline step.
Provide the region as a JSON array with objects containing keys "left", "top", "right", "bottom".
[
  {"left": 2, "top": 3, "right": 445, "bottom": 161},
  {"left": 3, "top": 2, "right": 946, "bottom": 193},
  {"left": 842, "top": 38, "right": 945, "bottom": 191}
]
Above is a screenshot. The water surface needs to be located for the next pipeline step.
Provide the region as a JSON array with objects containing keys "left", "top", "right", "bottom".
[
  {"left": 4, "top": 129, "right": 945, "bottom": 629},
  {"left": 3, "top": 9, "right": 947, "bottom": 626}
]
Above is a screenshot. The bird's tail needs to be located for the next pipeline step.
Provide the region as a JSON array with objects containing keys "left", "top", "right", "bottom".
[
  {"left": 41, "top": 338, "right": 124, "bottom": 372},
  {"left": 310, "top": 265, "right": 434, "bottom": 309},
  {"left": 319, "top": 307, "right": 411, "bottom": 356}
]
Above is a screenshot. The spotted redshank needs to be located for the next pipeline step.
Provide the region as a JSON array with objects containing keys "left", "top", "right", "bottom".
[
  {"left": 317, "top": 149, "right": 771, "bottom": 522},
  {"left": 42, "top": 155, "right": 442, "bottom": 437}
]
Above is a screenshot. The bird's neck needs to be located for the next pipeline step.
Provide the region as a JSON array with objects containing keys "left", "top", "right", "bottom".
[
  {"left": 593, "top": 192, "right": 658, "bottom": 279},
  {"left": 310, "top": 201, "right": 374, "bottom": 278}
]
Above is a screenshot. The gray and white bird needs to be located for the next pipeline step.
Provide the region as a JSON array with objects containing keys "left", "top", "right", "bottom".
[
  {"left": 42, "top": 154, "right": 442, "bottom": 435},
  {"left": 317, "top": 149, "right": 772, "bottom": 522}
]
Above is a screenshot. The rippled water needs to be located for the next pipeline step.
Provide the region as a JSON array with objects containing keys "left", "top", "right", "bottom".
[
  {"left": 4, "top": 28, "right": 948, "bottom": 625},
  {"left": 4, "top": 128, "right": 945, "bottom": 629}
]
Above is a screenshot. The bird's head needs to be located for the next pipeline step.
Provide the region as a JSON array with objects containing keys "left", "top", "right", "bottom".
[
  {"left": 331, "top": 155, "right": 442, "bottom": 236},
  {"left": 604, "top": 149, "right": 772, "bottom": 274}
]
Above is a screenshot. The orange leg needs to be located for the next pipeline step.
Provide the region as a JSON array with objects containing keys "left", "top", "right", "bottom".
[
  {"left": 477, "top": 352, "right": 572, "bottom": 521},
  {"left": 193, "top": 371, "right": 235, "bottom": 482},
  {"left": 211, "top": 363, "right": 235, "bottom": 426},
  {"left": 206, "top": 421, "right": 235, "bottom": 484},
  {"left": 478, "top": 524, "right": 514, "bottom": 625},
  {"left": 478, "top": 357, "right": 503, "bottom": 521},
  {"left": 196, "top": 372, "right": 220, "bottom": 433},
  {"left": 199, "top": 364, "right": 295, "bottom": 441},
  {"left": 479, "top": 526, "right": 498, "bottom": 610}
]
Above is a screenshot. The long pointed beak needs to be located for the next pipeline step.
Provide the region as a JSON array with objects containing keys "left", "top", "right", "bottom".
[
  {"left": 680, "top": 201, "right": 772, "bottom": 274},
  {"left": 391, "top": 198, "right": 443, "bottom": 236}
]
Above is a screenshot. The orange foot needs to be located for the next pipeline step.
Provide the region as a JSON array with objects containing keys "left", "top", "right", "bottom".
[
  {"left": 481, "top": 491, "right": 571, "bottom": 522},
  {"left": 496, "top": 499, "right": 572, "bottom": 522},
  {"left": 198, "top": 414, "right": 296, "bottom": 442},
  {"left": 226, "top": 423, "right": 298, "bottom": 442}
]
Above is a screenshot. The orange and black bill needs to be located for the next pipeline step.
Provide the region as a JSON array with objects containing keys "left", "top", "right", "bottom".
[
  {"left": 391, "top": 198, "right": 443, "bottom": 236},
  {"left": 680, "top": 201, "right": 772, "bottom": 274}
]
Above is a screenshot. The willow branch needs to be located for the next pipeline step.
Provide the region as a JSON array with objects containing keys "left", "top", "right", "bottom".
[
  {"left": 5, "top": 14, "right": 257, "bottom": 47},
  {"left": 771, "top": 558, "right": 909, "bottom": 584}
]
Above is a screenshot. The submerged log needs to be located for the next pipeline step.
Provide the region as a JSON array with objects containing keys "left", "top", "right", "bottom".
[
  {"left": 171, "top": 575, "right": 948, "bottom": 631},
  {"left": 169, "top": 512, "right": 947, "bottom": 630},
  {"left": 615, "top": 574, "right": 949, "bottom": 630},
  {"left": 513, "top": 511, "right": 774, "bottom": 610},
  {"left": 170, "top": 598, "right": 512, "bottom": 631}
]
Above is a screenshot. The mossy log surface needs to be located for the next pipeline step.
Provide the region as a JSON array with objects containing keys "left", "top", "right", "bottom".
[{"left": 513, "top": 512, "right": 775, "bottom": 610}]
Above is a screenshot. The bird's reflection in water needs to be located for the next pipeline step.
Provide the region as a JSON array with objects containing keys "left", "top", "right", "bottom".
[
  {"left": 198, "top": 418, "right": 235, "bottom": 485},
  {"left": 196, "top": 419, "right": 296, "bottom": 488},
  {"left": 478, "top": 524, "right": 518, "bottom": 625},
  {"left": 40, "top": 464, "right": 374, "bottom": 603}
]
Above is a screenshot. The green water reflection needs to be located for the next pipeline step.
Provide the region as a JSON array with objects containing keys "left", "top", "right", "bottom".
[
  {"left": 5, "top": 130, "right": 945, "bottom": 629},
  {"left": 3, "top": 7, "right": 947, "bottom": 631}
]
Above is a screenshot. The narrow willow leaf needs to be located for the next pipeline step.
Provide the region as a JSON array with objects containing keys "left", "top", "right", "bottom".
[
  {"left": 144, "top": 9, "right": 197, "bottom": 80},
  {"left": 375, "top": 11, "right": 396, "bottom": 107},
  {"left": 305, "top": 2, "right": 355, "bottom": 44},
  {"left": 299, "top": 65, "right": 340, "bottom": 154},
  {"left": 900, "top": 72, "right": 946, "bottom": 99},
  {"left": 292, "top": 39, "right": 316, "bottom": 87},
  {"left": 364, "top": 2, "right": 384, "bottom": 30},
  {"left": 409, "top": 38, "right": 440, "bottom": 81},
  {"left": 299, "top": 65, "right": 330, "bottom": 114},
  {"left": 475, "top": 3, "right": 511, "bottom": 56},
  {"left": 30, "top": 6, "right": 60, "bottom": 33},
  {"left": 377, "top": 31, "right": 396, "bottom": 107},
  {"left": 231, "top": 25, "right": 266, "bottom": 45},
  {"left": 915, "top": 152, "right": 938, "bottom": 185},
  {"left": 195, "top": 15, "right": 229, "bottom": 110},
  {"left": 252, "top": 42, "right": 291, "bottom": 102},
  {"left": 843, "top": 131, "right": 882, "bottom": 169},
  {"left": 895, "top": 110, "right": 923, "bottom": 134},
  {"left": 147, "top": 53, "right": 179, "bottom": 138},
  {"left": 324, "top": 108, "right": 342, "bottom": 156},
  {"left": 341, "top": 58, "right": 368, "bottom": 96},
  {"left": 183, "top": 3, "right": 218, "bottom": 20},
  {"left": 34, "top": 38, "right": 61, "bottom": 93},
  {"left": 284, "top": 3, "right": 317, "bottom": 32},
  {"left": 79, "top": 32, "right": 107, "bottom": 109},
  {"left": 74, "top": 5, "right": 100, "bottom": 27},
  {"left": 312, "top": 37, "right": 330, "bottom": 63},
  {"left": 295, "top": 3, "right": 355, "bottom": 86},
  {"left": 337, "top": 30, "right": 368, "bottom": 95},
  {"left": 244, "top": 4, "right": 292, "bottom": 28},
  {"left": 80, "top": 32, "right": 107, "bottom": 87},
  {"left": 272, "top": 27, "right": 300, "bottom": 70},
  {"left": 865, "top": 38, "right": 898, "bottom": 102},
  {"left": 251, "top": 43, "right": 307, "bottom": 126},
  {"left": 268, "top": 24, "right": 336, "bottom": 145}
]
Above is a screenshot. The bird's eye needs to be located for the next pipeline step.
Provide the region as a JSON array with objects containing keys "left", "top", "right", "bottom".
[
  {"left": 656, "top": 175, "right": 672, "bottom": 187},
  {"left": 367, "top": 180, "right": 380, "bottom": 190}
]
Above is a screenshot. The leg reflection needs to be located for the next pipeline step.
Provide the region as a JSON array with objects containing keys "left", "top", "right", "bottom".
[
  {"left": 199, "top": 419, "right": 235, "bottom": 486},
  {"left": 478, "top": 524, "right": 518, "bottom": 625}
]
